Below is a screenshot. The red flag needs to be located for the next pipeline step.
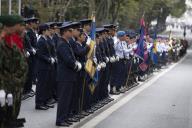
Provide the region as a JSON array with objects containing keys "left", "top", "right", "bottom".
[{"left": 139, "top": 62, "right": 148, "bottom": 72}]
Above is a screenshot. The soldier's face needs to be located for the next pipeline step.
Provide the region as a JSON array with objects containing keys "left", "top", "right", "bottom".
[
  {"left": 126, "top": 36, "right": 130, "bottom": 43},
  {"left": 65, "top": 29, "right": 73, "bottom": 39},
  {"left": 73, "top": 29, "right": 80, "bottom": 38},
  {"left": 121, "top": 35, "right": 127, "bottom": 41},
  {"left": 84, "top": 24, "right": 91, "bottom": 32},
  {"left": 49, "top": 28, "right": 54, "bottom": 35},
  {"left": 44, "top": 29, "right": 49, "bottom": 36},
  {"left": 13, "top": 24, "right": 21, "bottom": 33},
  {"left": 79, "top": 34, "right": 85, "bottom": 42},
  {"left": 54, "top": 28, "right": 60, "bottom": 34}
]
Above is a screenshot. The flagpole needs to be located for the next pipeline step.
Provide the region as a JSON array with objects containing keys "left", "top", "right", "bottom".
[
  {"left": 18, "top": 0, "right": 21, "bottom": 15},
  {"left": 9, "top": 0, "right": 12, "bottom": 15},
  {"left": 125, "top": 58, "right": 133, "bottom": 88},
  {"left": 0, "top": 0, "right": 1, "bottom": 16}
]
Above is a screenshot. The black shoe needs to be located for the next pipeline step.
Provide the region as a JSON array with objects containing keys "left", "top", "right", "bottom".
[
  {"left": 21, "top": 94, "right": 30, "bottom": 100},
  {"left": 91, "top": 107, "right": 98, "bottom": 111},
  {"left": 67, "top": 117, "right": 78, "bottom": 122},
  {"left": 28, "top": 90, "right": 35, "bottom": 97},
  {"left": 65, "top": 120, "right": 73, "bottom": 125},
  {"left": 94, "top": 104, "right": 102, "bottom": 109},
  {"left": 81, "top": 111, "right": 89, "bottom": 116},
  {"left": 110, "top": 91, "right": 120, "bottom": 95},
  {"left": 56, "top": 122, "right": 70, "bottom": 127},
  {"left": 45, "top": 104, "right": 54, "bottom": 108},
  {"left": 35, "top": 105, "right": 49, "bottom": 110},
  {"left": 85, "top": 109, "right": 94, "bottom": 114},
  {"left": 47, "top": 99, "right": 57, "bottom": 105},
  {"left": 119, "top": 89, "right": 126, "bottom": 93},
  {"left": 107, "top": 97, "right": 114, "bottom": 102},
  {"left": 74, "top": 114, "right": 85, "bottom": 119}
]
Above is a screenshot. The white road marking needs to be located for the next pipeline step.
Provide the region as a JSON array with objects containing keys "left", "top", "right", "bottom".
[{"left": 81, "top": 54, "right": 188, "bottom": 128}]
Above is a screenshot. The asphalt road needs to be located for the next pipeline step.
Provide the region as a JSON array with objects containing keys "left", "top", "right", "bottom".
[{"left": 93, "top": 50, "right": 192, "bottom": 128}]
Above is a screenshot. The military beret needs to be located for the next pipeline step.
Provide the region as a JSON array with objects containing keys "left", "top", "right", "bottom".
[
  {"left": 117, "top": 31, "right": 126, "bottom": 38},
  {"left": 0, "top": 15, "right": 24, "bottom": 27}
]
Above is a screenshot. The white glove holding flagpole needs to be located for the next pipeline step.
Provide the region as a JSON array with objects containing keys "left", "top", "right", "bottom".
[
  {"left": 32, "top": 48, "right": 36, "bottom": 55},
  {"left": 75, "top": 61, "right": 82, "bottom": 71},
  {"left": 0, "top": 90, "right": 6, "bottom": 107},
  {"left": 97, "top": 64, "right": 101, "bottom": 71},
  {"left": 7, "top": 93, "right": 13, "bottom": 106}
]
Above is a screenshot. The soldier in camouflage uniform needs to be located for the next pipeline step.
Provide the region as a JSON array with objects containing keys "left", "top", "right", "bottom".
[{"left": 0, "top": 15, "right": 27, "bottom": 127}]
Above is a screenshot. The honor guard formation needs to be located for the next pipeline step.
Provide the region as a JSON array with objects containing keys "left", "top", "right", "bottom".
[{"left": 0, "top": 15, "right": 189, "bottom": 127}]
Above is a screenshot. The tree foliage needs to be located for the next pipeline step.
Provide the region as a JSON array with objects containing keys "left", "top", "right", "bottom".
[{"left": 1, "top": 0, "right": 186, "bottom": 30}]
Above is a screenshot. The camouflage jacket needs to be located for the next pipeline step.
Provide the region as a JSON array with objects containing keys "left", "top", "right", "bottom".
[{"left": 0, "top": 38, "right": 27, "bottom": 92}]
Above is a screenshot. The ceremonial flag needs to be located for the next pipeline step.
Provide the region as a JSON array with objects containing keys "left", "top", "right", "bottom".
[
  {"left": 136, "top": 17, "right": 145, "bottom": 59},
  {"left": 85, "top": 15, "right": 96, "bottom": 77},
  {"left": 84, "top": 14, "right": 99, "bottom": 94},
  {"left": 136, "top": 16, "right": 148, "bottom": 71},
  {"left": 151, "top": 31, "right": 158, "bottom": 64}
]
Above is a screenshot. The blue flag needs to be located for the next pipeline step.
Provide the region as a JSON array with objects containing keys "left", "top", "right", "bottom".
[{"left": 136, "top": 17, "right": 145, "bottom": 59}]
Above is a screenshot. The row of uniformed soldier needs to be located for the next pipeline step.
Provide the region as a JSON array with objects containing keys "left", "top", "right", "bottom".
[{"left": 16, "top": 16, "right": 188, "bottom": 127}]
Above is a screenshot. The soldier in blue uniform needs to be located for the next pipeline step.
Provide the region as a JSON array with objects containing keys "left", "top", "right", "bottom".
[
  {"left": 35, "top": 24, "right": 55, "bottom": 110},
  {"left": 45, "top": 22, "right": 58, "bottom": 104},
  {"left": 68, "top": 22, "right": 90, "bottom": 120},
  {"left": 92, "top": 28, "right": 107, "bottom": 108},
  {"left": 22, "top": 17, "right": 39, "bottom": 98},
  {"left": 103, "top": 24, "right": 119, "bottom": 95},
  {"left": 79, "top": 19, "right": 95, "bottom": 114},
  {"left": 56, "top": 23, "right": 82, "bottom": 127},
  {"left": 96, "top": 28, "right": 114, "bottom": 104},
  {"left": 53, "top": 22, "right": 63, "bottom": 48}
]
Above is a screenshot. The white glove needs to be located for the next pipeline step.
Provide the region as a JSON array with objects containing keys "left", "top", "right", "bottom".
[
  {"left": 109, "top": 57, "right": 113, "bottom": 62},
  {"left": 54, "top": 57, "right": 58, "bottom": 63},
  {"left": 93, "top": 58, "right": 97, "bottom": 64},
  {"left": 137, "top": 58, "right": 140, "bottom": 63},
  {"left": 0, "top": 90, "right": 6, "bottom": 107},
  {"left": 116, "top": 56, "right": 120, "bottom": 61},
  {"left": 97, "top": 64, "right": 101, "bottom": 71},
  {"left": 173, "top": 49, "right": 175, "bottom": 52},
  {"left": 130, "top": 51, "right": 134, "bottom": 56},
  {"left": 7, "top": 93, "right": 13, "bottom": 106},
  {"left": 101, "top": 62, "right": 106, "bottom": 68},
  {"left": 32, "top": 48, "right": 36, "bottom": 55},
  {"left": 112, "top": 56, "right": 116, "bottom": 62},
  {"left": 26, "top": 51, "right": 30, "bottom": 57},
  {"left": 75, "top": 61, "right": 82, "bottom": 71},
  {"left": 50, "top": 57, "right": 55, "bottom": 64},
  {"left": 159, "top": 53, "right": 162, "bottom": 56},
  {"left": 105, "top": 57, "right": 109, "bottom": 63},
  {"left": 134, "top": 58, "right": 136, "bottom": 64}
]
